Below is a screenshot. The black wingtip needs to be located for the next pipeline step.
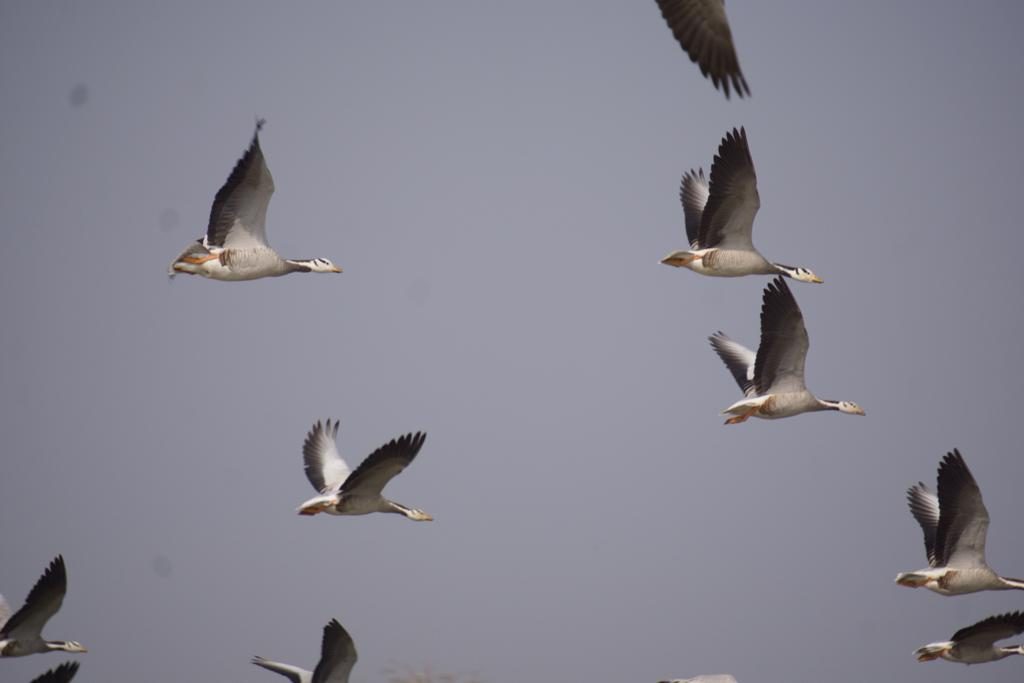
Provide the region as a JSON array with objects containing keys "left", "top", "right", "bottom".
[
  {"left": 324, "top": 617, "right": 346, "bottom": 635},
  {"left": 763, "top": 275, "right": 791, "bottom": 300},
  {"left": 46, "top": 555, "right": 67, "bottom": 581},
  {"left": 939, "top": 448, "right": 969, "bottom": 474},
  {"left": 249, "top": 118, "right": 266, "bottom": 149},
  {"left": 935, "top": 448, "right": 979, "bottom": 510},
  {"left": 713, "top": 127, "right": 753, "bottom": 176},
  {"left": 405, "top": 431, "right": 428, "bottom": 451}
]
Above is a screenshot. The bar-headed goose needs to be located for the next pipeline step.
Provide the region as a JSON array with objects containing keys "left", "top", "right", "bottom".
[
  {"left": 709, "top": 277, "right": 864, "bottom": 423},
  {"left": 168, "top": 120, "right": 341, "bottom": 280},
  {"left": 896, "top": 449, "right": 1024, "bottom": 595},
  {"left": 30, "top": 662, "right": 80, "bottom": 683},
  {"left": 915, "top": 612, "right": 1024, "bottom": 664},
  {"left": 660, "top": 128, "right": 821, "bottom": 283},
  {"left": 297, "top": 420, "right": 432, "bottom": 521},
  {"left": 253, "top": 618, "right": 357, "bottom": 683},
  {"left": 0, "top": 556, "right": 86, "bottom": 657},
  {"left": 654, "top": 0, "right": 749, "bottom": 98}
]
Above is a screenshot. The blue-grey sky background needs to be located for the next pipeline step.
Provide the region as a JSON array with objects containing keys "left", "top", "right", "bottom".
[{"left": 2, "top": 2, "right": 1024, "bottom": 681}]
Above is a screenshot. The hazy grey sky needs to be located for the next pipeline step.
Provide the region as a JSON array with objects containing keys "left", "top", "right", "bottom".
[{"left": 2, "top": 2, "right": 1024, "bottom": 682}]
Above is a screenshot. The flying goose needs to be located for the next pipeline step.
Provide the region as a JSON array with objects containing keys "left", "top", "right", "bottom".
[
  {"left": 709, "top": 277, "right": 864, "bottom": 423},
  {"left": 30, "top": 662, "right": 80, "bottom": 683},
  {"left": 297, "top": 420, "right": 432, "bottom": 520},
  {"left": 168, "top": 120, "right": 341, "bottom": 280},
  {"left": 654, "top": 0, "right": 749, "bottom": 98},
  {"left": 895, "top": 449, "right": 1024, "bottom": 595},
  {"left": 660, "top": 128, "right": 822, "bottom": 283},
  {"left": 252, "top": 618, "right": 357, "bottom": 683},
  {"left": 915, "top": 611, "right": 1024, "bottom": 664},
  {"left": 0, "top": 556, "right": 86, "bottom": 657},
  {"left": 659, "top": 676, "right": 737, "bottom": 683}
]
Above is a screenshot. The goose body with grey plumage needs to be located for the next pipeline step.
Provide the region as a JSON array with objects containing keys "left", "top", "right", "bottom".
[
  {"left": 168, "top": 120, "right": 341, "bottom": 280},
  {"left": 709, "top": 277, "right": 864, "bottom": 423},
  {"left": 661, "top": 128, "right": 822, "bottom": 284},
  {"left": 896, "top": 449, "right": 1024, "bottom": 595},
  {"left": 296, "top": 420, "right": 432, "bottom": 521}
]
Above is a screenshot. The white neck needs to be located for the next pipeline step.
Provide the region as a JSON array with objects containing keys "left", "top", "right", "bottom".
[
  {"left": 772, "top": 263, "right": 800, "bottom": 278},
  {"left": 386, "top": 500, "right": 432, "bottom": 521},
  {"left": 998, "top": 575, "right": 1024, "bottom": 590},
  {"left": 284, "top": 258, "right": 340, "bottom": 274}
]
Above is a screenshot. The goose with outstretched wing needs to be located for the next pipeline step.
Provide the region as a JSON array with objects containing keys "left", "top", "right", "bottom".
[
  {"left": 168, "top": 120, "right": 341, "bottom": 280},
  {"left": 0, "top": 556, "right": 86, "bottom": 657},
  {"left": 654, "top": 0, "right": 749, "bottom": 98},
  {"left": 708, "top": 277, "right": 863, "bottom": 423},
  {"left": 661, "top": 128, "right": 821, "bottom": 284},
  {"left": 915, "top": 612, "right": 1024, "bottom": 664},
  {"left": 896, "top": 449, "right": 1024, "bottom": 595},
  {"left": 296, "top": 420, "right": 432, "bottom": 521},
  {"left": 253, "top": 619, "right": 358, "bottom": 683}
]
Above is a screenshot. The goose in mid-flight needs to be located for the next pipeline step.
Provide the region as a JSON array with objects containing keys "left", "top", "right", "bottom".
[
  {"left": 30, "top": 661, "right": 80, "bottom": 683},
  {"left": 168, "top": 120, "right": 341, "bottom": 280},
  {"left": 915, "top": 612, "right": 1024, "bottom": 664},
  {"left": 660, "top": 128, "right": 822, "bottom": 284},
  {"left": 654, "top": 0, "right": 749, "bottom": 98},
  {"left": 709, "top": 277, "right": 864, "bottom": 424},
  {"left": 0, "top": 556, "right": 86, "bottom": 657},
  {"left": 297, "top": 420, "right": 432, "bottom": 521},
  {"left": 659, "top": 676, "right": 737, "bottom": 683},
  {"left": 252, "top": 618, "right": 357, "bottom": 683},
  {"left": 896, "top": 449, "right": 1024, "bottom": 595}
]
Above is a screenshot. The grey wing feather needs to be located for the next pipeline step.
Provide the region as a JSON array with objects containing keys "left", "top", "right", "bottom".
[
  {"left": 654, "top": 0, "right": 750, "bottom": 98},
  {"left": 680, "top": 168, "right": 709, "bottom": 248},
  {"left": 1, "top": 556, "right": 67, "bottom": 640},
  {"left": 205, "top": 119, "right": 274, "bottom": 250},
  {"left": 341, "top": 432, "right": 427, "bottom": 498},
  {"left": 952, "top": 611, "right": 1024, "bottom": 647},
  {"left": 303, "top": 419, "right": 352, "bottom": 494},
  {"left": 252, "top": 656, "right": 311, "bottom": 683},
  {"left": 907, "top": 483, "right": 940, "bottom": 567},
  {"left": 753, "top": 277, "right": 809, "bottom": 395},
  {"left": 312, "top": 619, "right": 358, "bottom": 683},
  {"left": 698, "top": 128, "right": 759, "bottom": 251},
  {"left": 29, "top": 662, "right": 80, "bottom": 683},
  {"left": 935, "top": 449, "right": 989, "bottom": 568},
  {"left": 709, "top": 332, "right": 756, "bottom": 397}
]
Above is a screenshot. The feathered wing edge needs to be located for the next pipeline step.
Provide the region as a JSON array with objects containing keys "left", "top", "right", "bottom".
[{"left": 709, "top": 332, "right": 756, "bottom": 397}]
